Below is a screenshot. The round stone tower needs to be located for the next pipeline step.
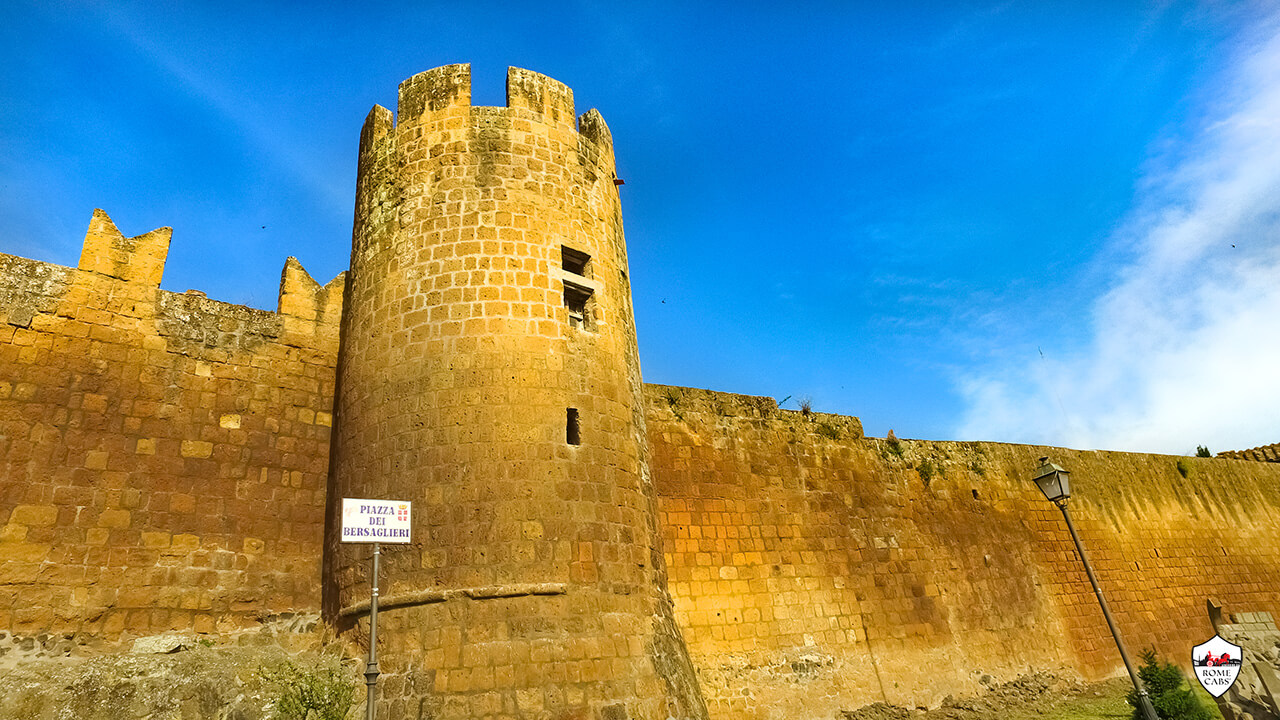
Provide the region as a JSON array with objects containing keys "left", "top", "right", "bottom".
[{"left": 324, "top": 65, "right": 707, "bottom": 720}]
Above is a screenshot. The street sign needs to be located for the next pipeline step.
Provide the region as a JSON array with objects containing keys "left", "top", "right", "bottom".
[
  {"left": 339, "top": 498, "right": 411, "bottom": 720},
  {"left": 341, "top": 498, "right": 412, "bottom": 543}
]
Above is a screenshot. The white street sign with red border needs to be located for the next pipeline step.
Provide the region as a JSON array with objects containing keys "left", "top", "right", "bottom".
[{"left": 341, "top": 498, "right": 412, "bottom": 543}]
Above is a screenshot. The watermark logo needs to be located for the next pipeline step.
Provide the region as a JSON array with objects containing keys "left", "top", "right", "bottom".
[{"left": 1193, "top": 635, "right": 1242, "bottom": 697}]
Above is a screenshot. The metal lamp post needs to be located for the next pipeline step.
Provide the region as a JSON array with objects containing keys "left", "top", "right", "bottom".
[
  {"left": 1031, "top": 457, "right": 1159, "bottom": 720},
  {"left": 365, "top": 542, "right": 381, "bottom": 720}
]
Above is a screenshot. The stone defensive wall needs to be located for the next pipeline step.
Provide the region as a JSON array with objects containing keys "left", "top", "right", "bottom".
[
  {"left": 4, "top": 210, "right": 1280, "bottom": 717},
  {"left": 5, "top": 64, "right": 1280, "bottom": 720},
  {"left": 646, "top": 384, "right": 1280, "bottom": 719},
  {"left": 0, "top": 209, "right": 342, "bottom": 639}
]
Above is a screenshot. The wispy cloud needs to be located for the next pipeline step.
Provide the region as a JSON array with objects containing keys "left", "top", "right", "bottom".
[
  {"left": 88, "top": 3, "right": 351, "bottom": 214},
  {"left": 955, "top": 14, "right": 1280, "bottom": 455}
]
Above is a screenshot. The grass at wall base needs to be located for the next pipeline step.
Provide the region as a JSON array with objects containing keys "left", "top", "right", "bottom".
[{"left": 259, "top": 658, "right": 357, "bottom": 720}]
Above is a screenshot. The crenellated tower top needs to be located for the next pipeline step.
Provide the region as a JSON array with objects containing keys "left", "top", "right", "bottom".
[{"left": 359, "top": 64, "right": 615, "bottom": 175}]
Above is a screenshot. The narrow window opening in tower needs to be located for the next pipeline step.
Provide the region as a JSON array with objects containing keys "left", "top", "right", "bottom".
[
  {"left": 562, "top": 246, "right": 591, "bottom": 278},
  {"left": 566, "top": 408, "right": 581, "bottom": 445},
  {"left": 564, "top": 282, "right": 594, "bottom": 331}
]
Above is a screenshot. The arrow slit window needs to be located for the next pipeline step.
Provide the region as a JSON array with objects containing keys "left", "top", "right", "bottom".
[{"left": 566, "top": 408, "right": 581, "bottom": 446}]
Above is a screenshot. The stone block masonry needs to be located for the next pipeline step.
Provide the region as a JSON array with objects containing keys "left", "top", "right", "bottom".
[
  {"left": 0, "top": 209, "right": 342, "bottom": 639},
  {"left": 3, "top": 64, "right": 1280, "bottom": 720},
  {"left": 648, "top": 385, "right": 1280, "bottom": 720},
  {"left": 1219, "top": 442, "right": 1280, "bottom": 463},
  {"left": 325, "top": 64, "right": 706, "bottom": 720}
]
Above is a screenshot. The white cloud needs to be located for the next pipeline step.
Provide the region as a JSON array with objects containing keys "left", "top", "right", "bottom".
[
  {"left": 956, "top": 16, "right": 1280, "bottom": 455},
  {"left": 91, "top": 4, "right": 351, "bottom": 213}
]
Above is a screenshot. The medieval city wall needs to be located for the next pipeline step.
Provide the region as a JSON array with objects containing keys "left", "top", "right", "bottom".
[
  {"left": 646, "top": 385, "right": 1280, "bottom": 720},
  {"left": 3, "top": 226, "right": 1280, "bottom": 717},
  {"left": 3, "top": 69, "right": 1280, "bottom": 716},
  {"left": 0, "top": 209, "right": 342, "bottom": 640}
]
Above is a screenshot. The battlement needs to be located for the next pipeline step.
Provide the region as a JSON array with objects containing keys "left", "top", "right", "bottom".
[
  {"left": 363, "top": 64, "right": 614, "bottom": 157},
  {"left": 277, "top": 256, "right": 345, "bottom": 339},
  {"left": 4, "top": 210, "right": 343, "bottom": 345},
  {"left": 505, "top": 65, "right": 576, "bottom": 127},
  {"left": 77, "top": 208, "right": 171, "bottom": 287},
  {"left": 0, "top": 211, "right": 344, "bottom": 646}
]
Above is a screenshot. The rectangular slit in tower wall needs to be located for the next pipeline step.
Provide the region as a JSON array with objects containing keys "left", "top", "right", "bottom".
[
  {"left": 562, "top": 246, "right": 591, "bottom": 278},
  {"left": 561, "top": 246, "right": 596, "bottom": 331},
  {"left": 566, "top": 408, "right": 580, "bottom": 445},
  {"left": 564, "top": 282, "right": 593, "bottom": 331}
]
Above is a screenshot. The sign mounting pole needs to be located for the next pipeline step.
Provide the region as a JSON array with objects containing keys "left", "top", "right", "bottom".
[
  {"left": 340, "top": 498, "right": 411, "bottom": 720},
  {"left": 365, "top": 541, "right": 381, "bottom": 720}
]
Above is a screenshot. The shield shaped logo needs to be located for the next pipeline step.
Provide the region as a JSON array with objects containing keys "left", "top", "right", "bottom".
[{"left": 1193, "top": 635, "right": 1242, "bottom": 697}]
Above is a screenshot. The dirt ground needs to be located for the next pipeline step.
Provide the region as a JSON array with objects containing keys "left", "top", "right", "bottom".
[{"left": 840, "top": 673, "right": 1216, "bottom": 720}]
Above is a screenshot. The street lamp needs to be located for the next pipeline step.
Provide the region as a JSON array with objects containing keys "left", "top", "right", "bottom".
[{"left": 1031, "top": 457, "right": 1158, "bottom": 720}]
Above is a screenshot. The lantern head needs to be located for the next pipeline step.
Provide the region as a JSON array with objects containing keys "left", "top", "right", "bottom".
[{"left": 1032, "top": 456, "right": 1071, "bottom": 503}]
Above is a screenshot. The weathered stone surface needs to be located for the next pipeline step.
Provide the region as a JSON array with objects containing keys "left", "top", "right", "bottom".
[
  {"left": 0, "top": 644, "right": 356, "bottom": 720},
  {"left": 130, "top": 633, "right": 194, "bottom": 654},
  {"left": 648, "top": 384, "right": 1280, "bottom": 718},
  {"left": 3, "top": 63, "right": 1280, "bottom": 720},
  {"left": 0, "top": 211, "right": 343, "bottom": 641},
  {"left": 1220, "top": 442, "right": 1280, "bottom": 463},
  {"left": 325, "top": 64, "right": 705, "bottom": 720},
  {"left": 1209, "top": 607, "right": 1280, "bottom": 719}
]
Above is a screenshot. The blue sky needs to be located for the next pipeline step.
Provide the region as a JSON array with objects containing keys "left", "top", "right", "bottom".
[{"left": 2, "top": 1, "right": 1278, "bottom": 454}]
